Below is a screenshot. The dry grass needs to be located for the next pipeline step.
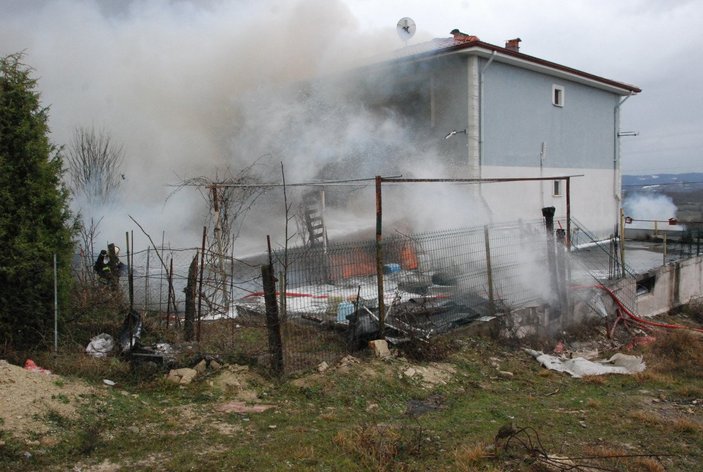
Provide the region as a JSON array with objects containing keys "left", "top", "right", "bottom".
[
  {"left": 585, "top": 398, "right": 601, "bottom": 409},
  {"left": 628, "top": 410, "right": 665, "bottom": 427},
  {"left": 633, "top": 371, "right": 676, "bottom": 384},
  {"left": 645, "top": 330, "right": 703, "bottom": 377},
  {"left": 333, "top": 424, "right": 403, "bottom": 471},
  {"left": 581, "top": 375, "right": 607, "bottom": 385},
  {"left": 451, "top": 442, "right": 493, "bottom": 471},
  {"left": 631, "top": 457, "right": 666, "bottom": 472},
  {"left": 671, "top": 417, "right": 703, "bottom": 433}
]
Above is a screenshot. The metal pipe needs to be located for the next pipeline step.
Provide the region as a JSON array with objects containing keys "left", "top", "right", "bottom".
[
  {"left": 375, "top": 176, "right": 385, "bottom": 336},
  {"left": 479, "top": 51, "right": 497, "bottom": 169},
  {"left": 381, "top": 175, "right": 583, "bottom": 184},
  {"left": 566, "top": 177, "right": 571, "bottom": 250}
]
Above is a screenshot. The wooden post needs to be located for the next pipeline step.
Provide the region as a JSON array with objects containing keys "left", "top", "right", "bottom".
[
  {"left": 375, "top": 176, "right": 386, "bottom": 336},
  {"left": 484, "top": 225, "right": 495, "bottom": 313},
  {"left": 262, "top": 258, "right": 284, "bottom": 376},
  {"left": 184, "top": 253, "right": 198, "bottom": 341}
]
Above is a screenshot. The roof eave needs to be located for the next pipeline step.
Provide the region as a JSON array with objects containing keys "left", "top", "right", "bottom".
[{"left": 383, "top": 40, "right": 641, "bottom": 96}]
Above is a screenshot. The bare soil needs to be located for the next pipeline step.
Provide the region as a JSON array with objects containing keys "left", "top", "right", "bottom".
[{"left": 0, "top": 360, "right": 93, "bottom": 437}]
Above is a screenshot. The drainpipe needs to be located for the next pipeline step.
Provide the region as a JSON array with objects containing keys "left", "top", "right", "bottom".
[
  {"left": 478, "top": 51, "right": 497, "bottom": 217},
  {"left": 613, "top": 93, "right": 633, "bottom": 202},
  {"left": 479, "top": 50, "right": 497, "bottom": 171},
  {"left": 614, "top": 92, "right": 632, "bottom": 264}
]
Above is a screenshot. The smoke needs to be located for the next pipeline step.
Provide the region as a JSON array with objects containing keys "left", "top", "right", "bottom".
[
  {"left": 623, "top": 193, "right": 679, "bottom": 229},
  {"left": 1, "top": 0, "right": 489, "bottom": 255}
]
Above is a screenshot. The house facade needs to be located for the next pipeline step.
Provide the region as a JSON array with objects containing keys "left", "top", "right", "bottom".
[{"left": 352, "top": 32, "right": 641, "bottom": 240}]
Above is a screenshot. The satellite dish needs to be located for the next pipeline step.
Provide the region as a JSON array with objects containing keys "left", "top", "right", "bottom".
[{"left": 396, "top": 17, "right": 416, "bottom": 43}]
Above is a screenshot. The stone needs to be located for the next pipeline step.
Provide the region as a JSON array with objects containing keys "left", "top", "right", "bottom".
[
  {"left": 368, "top": 339, "right": 390, "bottom": 358},
  {"left": 317, "top": 361, "right": 329, "bottom": 373},
  {"left": 166, "top": 368, "right": 198, "bottom": 385},
  {"left": 194, "top": 360, "right": 207, "bottom": 374},
  {"left": 210, "top": 360, "right": 222, "bottom": 370},
  {"left": 403, "top": 367, "right": 417, "bottom": 378}
]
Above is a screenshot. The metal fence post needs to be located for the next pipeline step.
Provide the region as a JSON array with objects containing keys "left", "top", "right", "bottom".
[
  {"left": 375, "top": 176, "right": 385, "bottom": 336},
  {"left": 262, "top": 263, "right": 284, "bottom": 376},
  {"left": 484, "top": 225, "right": 495, "bottom": 314}
]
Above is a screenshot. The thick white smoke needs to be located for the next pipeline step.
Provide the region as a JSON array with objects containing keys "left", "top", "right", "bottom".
[
  {"left": 623, "top": 193, "right": 679, "bottom": 230},
  {"left": 0, "top": 0, "right": 488, "bottom": 255}
]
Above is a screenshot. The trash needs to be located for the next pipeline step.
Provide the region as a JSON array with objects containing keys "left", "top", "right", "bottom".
[
  {"left": 117, "top": 309, "right": 142, "bottom": 353},
  {"left": 336, "top": 301, "right": 354, "bottom": 324},
  {"left": 23, "top": 359, "right": 51, "bottom": 375},
  {"left": 525, "top": 349, "right": 645, "bottom": 378},
  {"left": 86, "top": 333, "right": 114, "bottom": 358},
  {"left": 103, "top": 379, "right": 116, "bottom": 386},
  {"left": 383, "top": 263, "right": 401, "bottom": 274}
]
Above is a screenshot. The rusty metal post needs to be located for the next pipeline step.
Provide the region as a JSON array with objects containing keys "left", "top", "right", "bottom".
[
  {"left": 166, "top": 257, "right": 173, "bottom": 328},
  {"left": 484, "top": 225, "right": 495, "bottom": 313},
  {"left": 126, "top": 232, "right": 133, "bottom": 311},
  {"left": 263, "top": 236, "right": 284, "bottom": 376},
  {"left": 197, "top": 226, "right": 207, "bottom": 342},
  {"left": 375, "top": 176, "right": 386, "bottom": 336}
]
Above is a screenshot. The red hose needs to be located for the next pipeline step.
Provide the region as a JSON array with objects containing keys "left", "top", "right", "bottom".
[{"left": 595, "top": 284, "right": 703, "bottom": 334}]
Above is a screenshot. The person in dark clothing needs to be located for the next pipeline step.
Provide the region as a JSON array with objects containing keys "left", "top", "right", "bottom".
[{"left": 94, "top": 249, "right": 111, "bottom": 280}]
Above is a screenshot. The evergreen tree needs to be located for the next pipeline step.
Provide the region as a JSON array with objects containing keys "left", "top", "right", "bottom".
[{"left": 0, "top": 53, "right": 74, "bottom": 349}]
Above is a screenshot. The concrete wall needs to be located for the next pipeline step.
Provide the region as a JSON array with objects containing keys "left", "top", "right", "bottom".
[{"left": 637, "top": 256, "right": 703, "bottom": 317}]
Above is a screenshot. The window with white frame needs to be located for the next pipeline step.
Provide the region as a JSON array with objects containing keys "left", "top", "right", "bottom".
[{"left": 552, "top": 84, "right": 565, "bottom": 107}]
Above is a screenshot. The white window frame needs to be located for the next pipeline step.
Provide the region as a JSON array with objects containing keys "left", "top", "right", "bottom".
[{"left": 552, "top": 84, "right": 565, "bottom": 107}]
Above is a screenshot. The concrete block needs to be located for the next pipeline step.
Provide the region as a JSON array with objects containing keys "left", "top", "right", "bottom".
[{"left": 368, "top": 339, "right": 390, "bottom": 358}]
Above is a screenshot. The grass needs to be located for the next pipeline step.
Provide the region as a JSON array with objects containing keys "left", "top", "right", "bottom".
[{"left": 2, "top": 315, "right": 703, "bottom": 471}]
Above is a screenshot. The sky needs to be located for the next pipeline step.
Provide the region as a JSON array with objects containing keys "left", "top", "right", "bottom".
[{"left": 1, "top": 0, "right": 702, "bottom": 251}]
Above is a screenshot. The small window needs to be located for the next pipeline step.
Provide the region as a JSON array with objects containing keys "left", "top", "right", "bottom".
[
  {"left": 637, "top": 274, "right": 656, "bottom": 296},
  {"left": 553, "top": 180, "right": 562, "bottom": 196},
  {"left": 552, "top": 84, "right": 565, "bottom": 107}
]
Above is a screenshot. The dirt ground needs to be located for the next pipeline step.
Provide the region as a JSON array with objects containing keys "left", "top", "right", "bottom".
[{"left": 0, "top": 360, "right": 93, "bottom": 438}]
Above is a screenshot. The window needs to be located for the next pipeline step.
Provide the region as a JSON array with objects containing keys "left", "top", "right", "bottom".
[
  {"left": 552, "top": 84, "right": 565, "bottom": 107},
  {"left": 637, "top": 274, "right": 656, "bottom": 296},
  {"left": 553, "top": 180, "right": 562, "bottom": 196}
]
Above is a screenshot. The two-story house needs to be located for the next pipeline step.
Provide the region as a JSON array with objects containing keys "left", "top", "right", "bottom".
[{"left": 345, "top": 30, "right": 640, "bottom": 240}]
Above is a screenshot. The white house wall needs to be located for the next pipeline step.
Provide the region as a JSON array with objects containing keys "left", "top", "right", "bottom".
[{"left": 480, "top": 165, "right": 618, "bottom": 239}]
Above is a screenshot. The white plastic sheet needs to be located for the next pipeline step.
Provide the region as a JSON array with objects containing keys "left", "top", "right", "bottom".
[
  {"left": 525, "top": 349, "right": 645, "bottom": 378},
  {"left": 86, "top": 333, "right": 114, "bottom": 358}
]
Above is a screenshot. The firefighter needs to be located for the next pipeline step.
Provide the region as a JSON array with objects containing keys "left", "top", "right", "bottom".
[{"left": 94, "top": 249, "right": 111, "bottom": 281}]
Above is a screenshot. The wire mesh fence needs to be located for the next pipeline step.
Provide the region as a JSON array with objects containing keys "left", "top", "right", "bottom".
[{"left": 74, "top": 217, "right": 653, "bottom": 375}]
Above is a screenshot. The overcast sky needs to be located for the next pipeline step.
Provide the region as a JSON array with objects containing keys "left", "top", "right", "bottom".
[
  {"left": 345, "top": 0, "right": 703, "bottom": 176},
  {"left": 2, "top": 0, "right": 701, "bottom": 178}
]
